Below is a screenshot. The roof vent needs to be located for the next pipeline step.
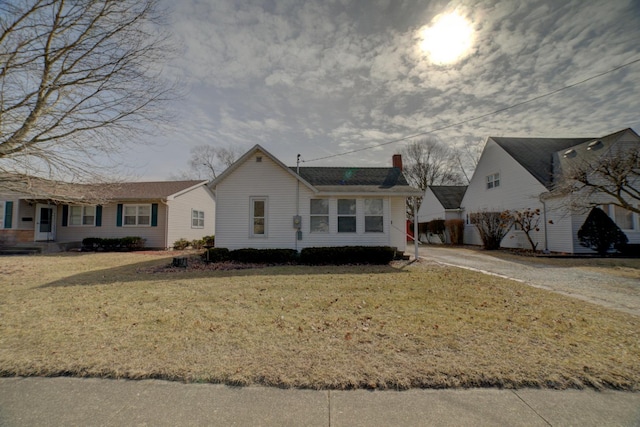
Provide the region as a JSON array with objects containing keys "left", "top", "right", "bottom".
[
  {"left": 563, "top": 149, "right": 576, "bottom": 158},
  {"left": 587, "top": 140, "right": 603, "bottom": 150}
]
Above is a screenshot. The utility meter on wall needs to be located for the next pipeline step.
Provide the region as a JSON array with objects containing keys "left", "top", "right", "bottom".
[{"left": 293, "top": 215, "right": 302, "bottom": 230}]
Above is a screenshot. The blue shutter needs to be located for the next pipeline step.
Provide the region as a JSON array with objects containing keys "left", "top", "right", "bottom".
[
  {"left": 151, "top": 203, "right": 158, "bottom": 227},
  {"left": 116, "top": 204, "right": 123, "bottom": 227},
  {"left": 4, "top": 201, "right": 13, "bottom": 228},
  {"left": 62, "top": 205, "right": 68, "bottom": 227},
  {"left": 96, "top": 205, "right": 102, "bottom": 227}
]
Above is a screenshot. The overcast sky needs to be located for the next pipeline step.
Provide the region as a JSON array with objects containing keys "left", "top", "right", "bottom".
[{"left": 133, "top": 0, "right": 640, "bottom": 180}]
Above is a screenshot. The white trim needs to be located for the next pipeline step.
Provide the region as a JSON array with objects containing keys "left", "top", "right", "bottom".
[
  {"left": 68, "top": 205, "right": 96, "bottom": 227},
  {"left": 123, "top": 203, "right": 151, "bottom": 227},
  {"left": 250, "top": 196, "right": 268, "bottom": 238}
]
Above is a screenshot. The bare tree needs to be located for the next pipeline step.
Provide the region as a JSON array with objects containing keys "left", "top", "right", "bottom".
[
  {"left": 172, "top": 145, "right": 243, "bottom": 181},
  {"left": 0, "top": 0, "right": 175, "bottom": 199},
  {"left": 559, "top": 142, "right": 640, "bottom": 215},
  {"left": 401, "top": 137, "right": 465, "bottom": 219}
]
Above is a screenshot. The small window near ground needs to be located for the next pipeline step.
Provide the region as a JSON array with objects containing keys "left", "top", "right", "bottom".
[
  {"left": 124, "top": 204, "right": 151, "bottom": 227},
  {"left": 251, "top": 197, "right": 267, "bottom": 237},
  {"left": 364, "top": 199, "right": 383, "bottom": 233},
  {"left": 338, "top": 199, "right": 356, "bottom": 233},
  {"left": 310, "top": 199, "right": 329, "bottom": 233},
  {"left": 486, "top": 173, "right": 500, "bottom": 189},
  {"left": 191, "top": 209, "right": 205, "bottom": 228}
]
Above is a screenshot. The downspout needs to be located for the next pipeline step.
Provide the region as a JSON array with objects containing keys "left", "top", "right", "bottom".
[
  {"left": 539, "top": 194, "right": 549, "bottom": 253},
  {"left": 161, "top": 199, "right": 169, "bottom": 249}
]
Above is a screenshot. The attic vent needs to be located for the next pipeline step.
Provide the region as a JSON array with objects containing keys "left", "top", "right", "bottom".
[
  {"left": 587, "top": 140, "right": 603, "bottom": 150},
  {"left": 563, "top": 149, "right": 576, "bottom": 158},
  {"left": 256, "top": 156, "right": 262, "bottom": 162}
]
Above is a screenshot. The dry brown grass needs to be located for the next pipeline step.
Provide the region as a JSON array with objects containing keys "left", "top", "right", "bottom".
[{"left": 1, "top": 252, "right": 639, "bottom": 390}]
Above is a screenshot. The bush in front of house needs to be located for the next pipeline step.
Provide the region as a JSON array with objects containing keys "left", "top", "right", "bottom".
[
  {"left": 229, "top": 248, "right": 299, "bottom": 264},
  {"left": 445, "top": 219, "right": 464, "bottom": 245},
  {"left": 173, "top": 238, "right": 190, "bottom": 250},
  {"left": 300, "top": 246, "right": 396, "bottom": 265},
  {"left": 203, "top": 247, "right": 231, "bottom": 262},
  {"left": 202, "top": 235, "right": 215, "bottom": 246},
  {"left": 81, "top": 237, "right": 146, "bottom": 252},
  {"left": 578, "top": 207, "right": 628, "bottom": 255}
]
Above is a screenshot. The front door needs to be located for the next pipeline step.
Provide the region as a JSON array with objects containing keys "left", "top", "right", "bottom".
[{"left": 35, "top": 204, "right": 56, "bottom": 241}]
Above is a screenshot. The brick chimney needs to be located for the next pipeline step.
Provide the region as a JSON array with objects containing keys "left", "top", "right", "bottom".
[{"left": 392, "top": 154, "right": 403, "bottom": 171}]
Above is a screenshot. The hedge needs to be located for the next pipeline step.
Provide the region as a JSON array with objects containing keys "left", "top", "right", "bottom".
[
  {"left": 299, "top": 246, "right": 396, "bottom": 265},
  {"left": 82, "top": 237, "right": 145, "bottom": 252}
]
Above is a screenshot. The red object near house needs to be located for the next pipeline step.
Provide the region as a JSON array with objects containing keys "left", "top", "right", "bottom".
[{"left": 406, "top": 220, "right": 414, "bottom": 240}]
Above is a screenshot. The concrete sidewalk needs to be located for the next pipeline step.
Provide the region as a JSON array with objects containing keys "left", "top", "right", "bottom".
[{"left": 0, "top": 377, "right": 638, "bottom": 426}]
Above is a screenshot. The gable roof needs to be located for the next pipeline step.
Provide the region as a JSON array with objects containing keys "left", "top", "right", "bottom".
[
  {"left": 491, "top": 136, "right": 593, "bottom": 189},
  {"left": 210, "top": 144, "right": 421, "bottom": 196},
  {"left": 3, "top": 176, "right": 207, "bottom": 204},
  {"left": 104, "top": 180, "right": 208, "bottom": 201},
  {"left": 429, "top": 185, "right": 467, "bottom": 209}
]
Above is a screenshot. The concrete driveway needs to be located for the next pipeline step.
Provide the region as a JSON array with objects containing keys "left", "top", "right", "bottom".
[{"left": 418, "top": 246, "right": 640, "bottom": 317}]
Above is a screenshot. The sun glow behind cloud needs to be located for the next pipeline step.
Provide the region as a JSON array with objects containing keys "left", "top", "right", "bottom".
[{"left": 420, "top": 11, "right": 474, "bottom": 65}]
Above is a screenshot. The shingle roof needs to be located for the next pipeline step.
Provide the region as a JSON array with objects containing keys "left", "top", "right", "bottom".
[
  {"left": 491, "top": 137, "right": 593, "bottom": 189},
  {"left": 289, "top": 167, "right": 421, "bottom": 195},
  {"left": 293, "top": 167, "right": 410, "bottom": 187},
  {"left": 104, "top": 180, "right": 205, "bottom": 200},
  {"left": 429, "top": 185, "right": 467, "bottom": 209}
]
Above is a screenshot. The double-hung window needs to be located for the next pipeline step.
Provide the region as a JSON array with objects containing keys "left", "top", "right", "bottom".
[
  {"left": 603, "top": 204, "right": 635, "bottom": 230},
  {"left": 69, "top": 206, "right": 96, "bottom": 226},
  {"left": 124, "top": 204, "right": 151, "bottom": 226},
  {"left": 364, "top": 199, "right": 383, "bottom": 233},
  {"left": 337, "top": 199, "right": 356, "bottom": 233},
  {"left": 192, "top": 210, "right": 205, "bottom": 228},
  {"left": 486, "top": 173, "right": 500, "bottom": 189},
  {"left": 251, "top": 197, "right": 267, "bottom": 237},
  {"left": 310, "top": 199, "right": 329, "bottom": 233}
]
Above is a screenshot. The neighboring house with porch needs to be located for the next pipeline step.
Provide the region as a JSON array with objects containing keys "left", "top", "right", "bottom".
[
  {"left": 416, "top": 185, "right": 467, "bottom": 243},
  {"left": 209, "top": 145, "right": 421, "bottom": 252},
  {"left": 461, "top": 128, "right": 640, "bottom": 253},
  {"left": 0, "top": 180, "right": 215, "bottom": 250}
]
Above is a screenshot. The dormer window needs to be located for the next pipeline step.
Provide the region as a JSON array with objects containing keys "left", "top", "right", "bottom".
[
  {"left": 563, "top": 149, "right": 576, "bottom": 158},
  {"left": 486, "top": 173, "right": 500, "bottom": 189},
  {"left": 587, "top": 140, "right": 603, "bottom": 150}
]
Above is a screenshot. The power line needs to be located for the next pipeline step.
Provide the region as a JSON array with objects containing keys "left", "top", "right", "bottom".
[{"left": 303, "top": 55, "right": 640, "bottom": 163}]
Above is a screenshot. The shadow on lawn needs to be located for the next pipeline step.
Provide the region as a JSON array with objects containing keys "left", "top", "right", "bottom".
[{"left": 39, "top": 256, "right": 407, "bottom": 288}]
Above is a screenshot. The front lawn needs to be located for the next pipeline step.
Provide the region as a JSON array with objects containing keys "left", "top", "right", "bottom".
[{"left": 0, "top": 253, "right": 638, "bottom": 390}]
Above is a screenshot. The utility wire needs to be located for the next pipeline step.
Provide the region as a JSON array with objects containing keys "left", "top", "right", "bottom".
[{"left": 303, "top": 55, "right": 640, "bottom": 163}]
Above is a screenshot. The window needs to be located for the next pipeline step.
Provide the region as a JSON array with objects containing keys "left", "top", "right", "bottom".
[
  {"left": 251, "top": 197, "right": 267, "bottom": 237},
  {"left": 487, "top": 173, "right": 500, "bottom": 189},
  {"left": 338, "top": 199, "right": 356, "bottom": 233},
  {"left": 124, "top": 204, "right": 151, "bottom": 226},
  {"left": 69, "top": 206, "right": 95, "bottom": 226},
  {"left": 310, "top": 199, "right": 329, "bottom": 233},
  {"left": 192, "top": 210, "right": 205, "bottom": 228},
  {"left": 364, "top": 199, "right": 383, "bottom": 233},
  {"left": 0, "top": 201, "right": 4, "bottom": 228},
  {"left": 604, "top": 204, "right": 635, "bottom": 230}
]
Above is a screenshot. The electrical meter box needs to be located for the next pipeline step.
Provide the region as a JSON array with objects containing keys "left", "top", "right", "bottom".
[{"left": 293, "top": 215, "right": 302, "bottom": 229}]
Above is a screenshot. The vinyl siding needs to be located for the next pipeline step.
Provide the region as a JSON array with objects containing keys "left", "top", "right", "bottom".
[
  {"left": 461, "top": 138, "right": 548, "bottom": 249},
  {"left": 416, "top": 189, "right": 446, "bottom": 223},
  {"left": 214, "top": 150, "right": 408, "bottom": 251},
  {"left": 166, "top": 186, "right": 216, "bottom": 247},
  {"left": 56, "top": 201, "right": 167, "bottom": 248}
]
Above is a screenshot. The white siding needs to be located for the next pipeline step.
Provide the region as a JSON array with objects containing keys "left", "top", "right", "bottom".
[
  {"left": 544, "top": 196, "right": 577, "bottom": 253},
  {"left": 417, "top": 188, "right": 446, "bottom": 223},
  {"left": 56, "top": 202, "right": 167, "bottom": 248},
  {"left": 214, "top": 149, "right": 408, "bottom": 251},
  {"left": 166, "top": 186, "right": 216, "bottom": 247},
  {"left": 461, "top": 138, "right": 548, "bottom": 249}
]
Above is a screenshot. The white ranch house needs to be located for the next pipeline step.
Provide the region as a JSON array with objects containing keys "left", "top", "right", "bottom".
[
  {"left": 0, "top": 180, "right": 215, "bottom": 250},
  {"left": 209, "top": 145, "right": 421, "bottom": 252}
]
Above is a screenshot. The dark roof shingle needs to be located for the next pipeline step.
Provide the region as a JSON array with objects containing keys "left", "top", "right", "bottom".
[{"left": 430, "top": 185, "right": 467, "bottom": 209}]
